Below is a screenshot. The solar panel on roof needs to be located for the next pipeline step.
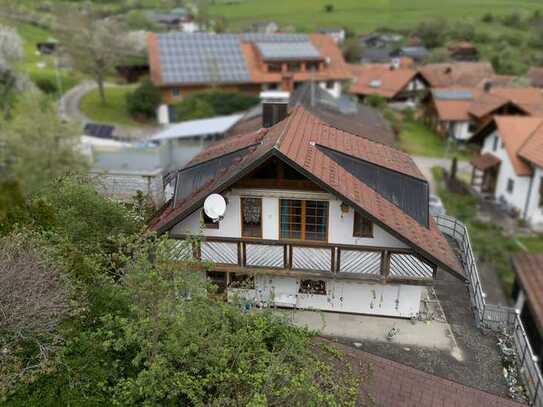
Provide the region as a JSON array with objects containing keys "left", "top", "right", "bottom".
[
  {"left": 432, "top": 89, "right": 474, "bottom": 100},
  {"left": 256, "top": 41, "right": 322, "bottom": 61}
]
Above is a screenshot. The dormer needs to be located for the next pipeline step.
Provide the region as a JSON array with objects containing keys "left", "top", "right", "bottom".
[{"left": 255, "top": 41, "right": 325, "bottom": 74}]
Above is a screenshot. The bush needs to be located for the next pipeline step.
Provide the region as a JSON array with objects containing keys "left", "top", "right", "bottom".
[
  {"left": 124, "top": 9, "right": 158, "bottom": 31},
  {"left": 174, "top": 90, "right": 259, "bottom": 121},
  {"left": 366, "top": 94, "right": 387, "bottom": 109},
  {"left": 324, "top": 4, "right": 334, "bottom": 13},
  {"left": 481, "top": 12, "right": 494, "bottom": 23},
  {"left": 416, "top": 18, "right": 449, "bottom": 48},
  {"left": 502, "top": 12, "right": 524, "bottom": 28},
  {"left": 34, "top": 78, "right": 58, "bottom": 95},
  {"left": 126, "top": 79, "right": 161, "bottom": 120}
]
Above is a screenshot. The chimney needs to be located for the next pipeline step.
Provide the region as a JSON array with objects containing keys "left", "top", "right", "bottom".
[{"left": 260, "top": 91, "right": 290, "bottom": 128}]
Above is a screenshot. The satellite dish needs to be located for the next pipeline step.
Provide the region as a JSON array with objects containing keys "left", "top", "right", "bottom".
[{"left": 204, "top": 194, "right": 227, "bottom": 222}]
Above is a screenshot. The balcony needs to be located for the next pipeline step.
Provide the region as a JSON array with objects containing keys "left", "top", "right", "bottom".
[{"left": 167, "top": 236, "right": 436, "bottom": 284}]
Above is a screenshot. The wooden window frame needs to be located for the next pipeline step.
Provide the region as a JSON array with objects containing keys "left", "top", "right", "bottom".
[
  {"left": 279, "top": 199, "right": 329, "bottom": 242},
  {"left": 240, "top": 197, "right": 263, "bottom": 238},
  {"left": 353, "top": 211, "right": 374, "bottom": 238},
  {"left": 202, "top": 210, "right": 219, "bottom": 229}
]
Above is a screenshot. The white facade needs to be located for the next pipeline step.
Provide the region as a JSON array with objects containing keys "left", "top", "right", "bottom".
[
  {"left": 172, "top": 189, "right": 407, "bottom": 249},
  {"left": 172, "top": 188, "right": 429, "bottom": 318},
  {"left": 318, "top": 80, "right": 343, "bottom": 98},
  {"left": 479, "top": 130, "right": 533, "bottom": 217},
  {"left": 447, "top": 121, "right": 472, "bottom": 141},
  {"left": 229, "top": 276, "right": 422, "bottom": 318}
]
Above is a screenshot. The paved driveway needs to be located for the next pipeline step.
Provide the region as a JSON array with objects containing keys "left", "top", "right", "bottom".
[{"left": 412, "top": 156, "right": 471, "bottom": 193}]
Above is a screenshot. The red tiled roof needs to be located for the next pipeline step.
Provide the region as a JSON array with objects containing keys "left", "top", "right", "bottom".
[
  {"left": 420, "top": 62, "right": 495, "bottom": 88},
  {"left": 469, "top": 87, "right": 543, "bottom": 118},
  {"left": 513, "top": 254, "right": 543, "bottom": 333},
  {"left": 527, "top": 67, "right": 543, "bottom": 88},
  {"left": 494, "top": 116, "right": 543, "bottom": 176},
  {"left": 348, "top": 64, "right": 418, "bottom": 99},
  {"left": 518, "top": 120, "right": 543, "bottom": 169},
  {"left": 471, "top": 153, "right": 501, "bottom": 170},
  {"left": 357, "top": 349, "right": 524, "bottom": 407},
  {"left": 150, "top": 106, "right": 464, "bottom": 279},
  {"left": 147, "top": 33, "right": 162, "bottom": 85}
]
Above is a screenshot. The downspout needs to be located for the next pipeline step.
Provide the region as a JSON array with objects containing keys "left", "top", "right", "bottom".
[{"left": 523, "top": 169, "right": 535, "bottom": 221}]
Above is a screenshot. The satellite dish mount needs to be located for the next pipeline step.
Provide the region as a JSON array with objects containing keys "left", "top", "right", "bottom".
[{"left": 204, "top": 193, "right": 227, "bottom": 223}]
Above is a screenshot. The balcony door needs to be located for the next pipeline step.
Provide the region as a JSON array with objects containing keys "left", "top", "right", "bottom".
[
  {"left": 279, "top": 199, "right": 329, "bottom": 242},
  {"left": 241, "top": 197, "right": 262, "bottom": 238}
]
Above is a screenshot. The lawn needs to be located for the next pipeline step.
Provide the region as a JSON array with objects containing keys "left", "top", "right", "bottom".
[
  {"left": 79, "top": 85, "right": 143, "bottom": 127},
  {"left": 398, "top": 120, "right": 475, "bottom": 160},
  {"left": 208, "top": 0, "right": 543, "bottom": 32}
]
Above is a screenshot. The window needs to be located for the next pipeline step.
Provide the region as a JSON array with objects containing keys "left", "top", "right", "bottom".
[
  {"left": 229, "top": 273, "right": 255, "bottom": 289},
  {"left": 172, "top": 87, "right": 181, "bottom": 97},
  {"left": 326, "top": 80, "right": 335, "bottom": 90},
  {"left": 299, "top": 279, "right": 326, "bottom": 295},
  {"left": 507, "top": 178, "right": 515, "bottom": 194},
  {"left": 306, "top": 62, "right": 320, "bottom": 72},
  {"left": 468, "top": 122, "right": 477, "bottom": 133},
  {"left": 267, "top": 63, "right": 282, "bottom": 73},
  {"left": 279, "top": 199, "right": 328, "bottom": 241},
  {"left": 493, "top": 135, "right": 499, "bottom": 152},
  {"left": 287, "top": 62, "right": 301, "bottom": 72},
  {"left": 202, "top": 210, "right": 219, "bottom": 229},
  {"left": 241, "top": 197, "right": 262, "bottom": 238},
  {"left": 353, "top": 212, "right": 373, "bottom": 238},
  {"left": 538, "top": 177, "right": 543, "bottom": 207}
]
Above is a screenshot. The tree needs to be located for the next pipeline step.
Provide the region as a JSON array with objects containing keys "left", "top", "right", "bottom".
[
  {"left": 57, "top": 9, "right": 132, "bottom": 105},
  {"left": 2, "top": 93, "right": 87, "bottom": 196},
  {"left": 342, "top": 37, "right": 364, "bottom": 63},
  {"left": 126, "top": 79, "right": 162, "bottom": 120},
  {"left": 0, "top": 231, "right": 71, "bottom": 397},
  {"left": 415, "top": 18, "right": 449, "bottom": 49}
]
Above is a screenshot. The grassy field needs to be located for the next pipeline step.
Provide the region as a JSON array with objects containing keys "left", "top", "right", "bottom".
[
  {"left": 79, "top": 85, "right": 143, "bottom": 127},
  {"left": 398, "top": 120, "right": 475, "bottom": 160},
  {"left": 209, "top": 0, "right": 543, "bottom": 32},
  {"left": 3, "top": 21, "right": 82, "bottom": 95}
]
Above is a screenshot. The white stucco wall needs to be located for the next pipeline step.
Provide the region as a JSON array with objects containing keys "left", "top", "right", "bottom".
[
  {"left": 481, "top": 130, "right": 531, "bottom": 213},
  {"left": 230, "top": 275, "right": 422, "bottom": 318},
  {"left": 319, "top": 80, "right": 343, "bottom": 98},
  {"left": 171, "top": 188, "right": 407, "bottom": 249},
  {"left": 448, "top": 121, "right": 472, "bottom": 141},
  {"left": 523, "top": 166, "right": 543, "bottom": 228}
]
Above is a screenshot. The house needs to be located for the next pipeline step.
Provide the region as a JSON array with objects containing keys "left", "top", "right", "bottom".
[
  {"left": 360, "top": 32, "right": 403, "bottom": 49},
  {"left": 349, "top": 62, "right": 428, "bottom": 104},
  {"left": 148, "top": 113, "right": 244, "bottom": 169},
  {"left": 527, "top": 67, "right": 543, "bottom": 88},
  {"left": 147, "top": 32, "right": 352, "bottom": 108},
  {"left": 147, "top": 8, "right": 199, "bottom": 32},
  {"left": 470, "top": 116, "right": 543, "bottom": 227},
  {"left": 512, "top": 254, "right": 543, "bottom": 370},
  {"left": 448, "top": 41, "right": 479, "bottom": 62},
  {"left": 318, "top": 27, "right": 346, "bottom": 44},
  {"left": 360, "top": 47, "right": 395, "bottom": 64},
  {"left": 230, "top": 83, "right": 396, "bottom": 146},
  {"left": 392, "top": 46, "right": 429, "bottom": 63},
  {"left": 419, "top": 62, "right": 495, "bottom": 88},
  {"left": 149, "top": 100, "right": 465, "bottom": 319},
  {"left": 425, "top": 85, "right": 543, "bottom": 141}
]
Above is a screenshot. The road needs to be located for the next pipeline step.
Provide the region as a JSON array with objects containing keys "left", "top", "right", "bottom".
[
  {"left": 59, "top": 81, "right": 158, "bottom": 141},
  {"left": 412, "top": 156, "right": 471, "bottom": 193}
]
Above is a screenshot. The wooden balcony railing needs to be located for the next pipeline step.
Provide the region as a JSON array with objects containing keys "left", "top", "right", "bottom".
[{"left": 167, "top": 236, "right": 436, "bottom": 284}]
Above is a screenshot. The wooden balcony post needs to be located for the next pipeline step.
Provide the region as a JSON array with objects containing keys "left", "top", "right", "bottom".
[
  {"left": 336, "top": 247, "right": 341, "bottom": 273},
  {"left": 330, "top": 247, "right": 335, "bottom": 273},
  {"left": 381, "top": 250, "right": 390, "bottom": 280}
]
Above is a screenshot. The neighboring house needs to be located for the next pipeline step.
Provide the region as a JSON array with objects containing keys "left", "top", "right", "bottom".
[
  {"left": 512, "top": 254, "right": 543, "bottom": 370},
  {"left": 349, "top": 63, "right": 428, "bottom": 104},
  {"left": 470, "top": 116, "right": 543, "bottom": 227},
  {"left": 448, "top": 41, "right": 479, "bottom": 62},
  {"left": 425, "top": 85, "right": 543, "bottom": 141},
  {"left": 149, "top": 102, "right": 465, "bottom": 318},
  {"left": 318, "top": 27, "right": 346, "bottom": 44},
  {"left": 360, "top": 32, "right": 403, "bottom": 49},
  {"left": 392, "top": 46, "right": 429, "bottom": 63},
  {"left": 527, "top": 67, "right": 543, "bottom": 89},
  {"left": 251, "top": 21, "right": 279, "bottom": 34},
  {"left": 148, "top": 114, "right": 244, "bottom": 169},
  {"left": 419, "top": 62, "right": 495, "bottom": 88},
  {"left": 147, "top": 8, "right": 199, "bottom": 32},
  {"left": 230, "top": 83, "right": 396, "bottom": 146},
  {"left": 147, "top": 32, "right": 352, "bottom": 108},
  {"left": 360, "top": 47, "right": 395, "bottom": 64}
]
